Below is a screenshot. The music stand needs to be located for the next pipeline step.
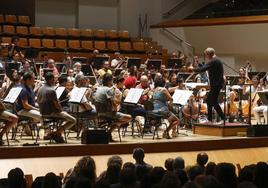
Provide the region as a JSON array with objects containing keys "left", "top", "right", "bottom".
[
  {"left": 167, "top": 58, "right": 182, "bottom": 69},
  {"left": 147, "top": 59, "right": 162, "bottom": 70},
  {"left": 24, "top": 48, "right": 39, "bottom": 59},
  {"left": 172, "top": 90, "right": 193, "bottom": 106},
  {"left": 81, "top": 64, "right": 94, "bottom": 76},
  {"left": 248, "top": 72, "right": 266, "bottom": 80},
  {"left": 127, "top": 58, "right": 141, "bottom": 69},
  {"left": 226, "top": 75, "right": 241, "bottom": 85},
  {"left": 124, "top": 88, "right": 144, "bottom": 105},
  {"left": 91, "top": 56, "right": 110, "bottom": 70},
  {"left": 55, "top": 87, "right": 66, "bottom": 100},
  {"left": 177, "top": 72, "right": 191, "bottom": 81},
  {"left": 72, "top": 57, "right": 88, "bottom": 64}
]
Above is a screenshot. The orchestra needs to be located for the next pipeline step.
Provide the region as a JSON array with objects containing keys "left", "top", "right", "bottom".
[{"left": 0, "top": 37, "right": 267, "bottom": 145}]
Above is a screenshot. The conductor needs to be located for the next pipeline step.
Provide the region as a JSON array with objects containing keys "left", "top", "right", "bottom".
[{"left": 192, "top": 47, "right": 225, "bottom": 124}]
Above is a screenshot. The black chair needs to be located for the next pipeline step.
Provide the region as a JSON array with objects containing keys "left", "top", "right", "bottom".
[
  {"left": 144, "top": 100, "right": 167, "bottom": 139},
  {"left": 41, "top": 116, "right": 67, "bottom": 143},
  {"left": 94, "top": 101, "right": 122, "bottom": 142}
]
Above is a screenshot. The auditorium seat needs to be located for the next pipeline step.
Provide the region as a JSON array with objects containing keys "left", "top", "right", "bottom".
[
  {"left": 55, "top": 39, "right": 67, "bottom": 50},
  {"left": 1, "top": 37, "right": 12, "bottom": 44},
  {"left": 119, "top": 42, "right": 132, "bottom": 52},
  {"left": 93, "top": 29, "right": 106, "bottom": 39},
  {"left": 55, "top": 28, "right": 67, "bottom": 38},
  {"left": 18, "top": 16, "right": 31, "bottom": 26},
  {"left": 17, "top": 38, "right": 29, "bottom": 48},
  {"left": 94, "top": 41, "right": 106, "bottom": 51},
  {"left": 81, "top": 40, "right": 93, "bottom": 51},
  {"left": 42, "top": 27, "right": 55, "bottom": 38},
  {"left": 42, "top": 39, "right": 55, "bottom": 49},
  {"left": 4, "top": 15, "right": 17, "bottom": 25},
  {"left": 106, "top": 30, "right": 118, "bottom": 40},
  {"left": 0, "top": 15, "right": 4, "bottom": 25},
  {"left": 80, "top": 29, "right": 93, "bottom": 39},
  {"left": 29, "top": 38, "right": 42, "bottom": 49},
  {"left": 107, "top": 41, "right": 119, "bottom": 52},
  {"left": 16, "top": 26, "right": 29, "bottom": 37},
  {"left": 29, "top": 27, "right": 43, "bottom": 37},
  {"left": 67, "top": 28, "right": 80, "bottom": 38},
  {"left": 118, "top": 30, "right": 130, "bottom": 40},
  {"left": 132, "top": 41, "right": 145, "bottom": 52},
  {"left": 2, "top": 25, "right": 16, "bottom": 35},
  {"left": 68, "top": 40, "right": 81, "bottom": 51}
]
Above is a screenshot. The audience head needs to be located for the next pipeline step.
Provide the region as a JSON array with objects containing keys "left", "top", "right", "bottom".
[
  {"left": 254, "top": 161, "right": 268, "bottom": 188},
  {"left": 164, "top": 158, "right": 174, "bottom": 172},
  {"left": 73, "top": 156, "right": 96, "bottom": 182},
  {"left": 215, "top": 162, "right": 237, "bottom": 188},
  {"left": 238, "top": 164, "right": 255, "bottom": 183},
  {"left": 187, "top": 165, "right": 204, "bottom": 181},
  {"left": 107, "top": 155, "right": 123, "bottom": 169},
  {"left": 119, "top": 167, "right": 136, "bottom": 187},
  {"left": 74, "top": 178, "right": 92, "bottom": 188},
  {"left": 150, "top": 167, "right": 166, "bottom": 186},
  {"left": 123, "top": 162, "right": 135, "bottom": 170},
  {"left": 8, "top": 168, "right": 25, "bottom": 188},
  {"left": 194, "top": 175, "right": 223, "bottom": 188},
  {"left": 196, "top": 152, "right": 209, "bottom": 167},
  {"left": 161, "top": 172, "right": 181, "bottom": 188},
  {"left": 42, "top": 172, "right": 61, "bottom": 188},
  {"left": 237, "top": 181, "right": 257, "bottom": 188},
  {"left": 205, "top": 162, "right": 216, "bottom": 176},
  {"left": 133, "top": 147, "right": 145, "bottom": 164},
  {"left": 173, "top": 157, "right": 185, "bottom": 170}
]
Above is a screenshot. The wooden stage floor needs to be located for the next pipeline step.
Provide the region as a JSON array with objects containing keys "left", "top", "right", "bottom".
[{"left": 1, "top": 126, "right": 268, "bottom": 159}]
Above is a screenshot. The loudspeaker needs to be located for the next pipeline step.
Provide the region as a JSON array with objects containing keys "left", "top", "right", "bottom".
[
  {"left": 81, "top": 129, "right": 109, "bottom": 144},
  {"left": 247, "top": 125, "right": 268, "bottom": 137}
]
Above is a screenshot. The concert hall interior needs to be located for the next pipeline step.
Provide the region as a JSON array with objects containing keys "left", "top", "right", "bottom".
[{"left": 1, "top": 0, "right": 268, "bottom": 188}]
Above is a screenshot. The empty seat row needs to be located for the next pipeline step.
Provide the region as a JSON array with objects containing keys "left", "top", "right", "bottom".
[
  {"left": 0, "top": 25, "right": 130, "bottom": 40},
  {"left": 0, "top": 15, "right": 31, "bottom": 26},
  {"left": 1, "top": 37, "right": 146, "bottom": 52}
]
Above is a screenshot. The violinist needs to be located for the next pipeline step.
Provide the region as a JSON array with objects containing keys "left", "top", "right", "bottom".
[
  {"left": 111, "top": 52, "right": 125, "bottom": 69},
  {"left": 46, "top": 59, "right": 59, "bottom": 76},
  {"left": 58, "top": 75, "right": 71, "bottom": 112},
  {"left": 165, "top": 73, "right": 178, "bottom": 95},
  {"left": 98, "top": 61, "right": 112, "bottom": 79},
  {"left": 8, "top": 36, "right": 24, "bottom": 60},
  {"left": 73, "top": 62, "right": 83, "bottom": 76}
]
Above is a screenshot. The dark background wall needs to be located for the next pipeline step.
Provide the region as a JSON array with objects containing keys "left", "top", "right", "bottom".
[{"left": 0, "top": 0, "right": 35, "bottom": 24}]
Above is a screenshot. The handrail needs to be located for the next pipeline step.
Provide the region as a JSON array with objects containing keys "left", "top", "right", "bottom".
[
  {"left": 161, "top": 28, "right": 195, "bottom": 55},
  {"left": 162, "top": 0, "right": 188, "bottom": 18}
]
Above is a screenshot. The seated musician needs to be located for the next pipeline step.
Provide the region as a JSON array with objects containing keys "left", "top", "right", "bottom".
[
  {"left": 40, "top": 53, "right": 49, "bottom": 68},
  {"left": 0, "top": 101, "right": 18, "bottom": 145},
  {"left": 20, "top": 60, "right": 32, "bottom": 73},
  {"left": 253, "top": 105, "right": 267, "bottom": 125},
  {"left": 94, "top": 73, "right": 131, "bottom": 141},
  {"left": 152, "top": 76, "right": 180, "bottom": 139},
  {"left": 165, "top": 73, "right": 178, "bottom": 95},
  {"left": 111, "top": 52, "right": 123, "bottom": 69},
  {"left": 67, "top": 68, "right": 75, "bottom": 83},
  {"left": 124, "top": 66, "right": 137, "bottom": 89},
  {"left": 16, "top": 72, "right": 42, "bottom": 123},
  {"left": 58, "top": 75, "right": 71, "bottom": 112},
  {"left": 73, "top": 62, "right": 83, "bottom": 76},
  {"left": 8, "top": 36, "right": 24, "bottom": 60},
  {"left": 71, "top": 75, "right": 96, "bottom": 117},
  {"left": 46, "top": 59, "right": 59, "bottom": 76},
  {"left": 37, "top": 72, "right": 76, "bottom": 143},
  {"left": 98, "top": 61, "right": 112, "bottom": 79},
  {"left": 62, "top": 51, "right": 73, "bottom": 70}
]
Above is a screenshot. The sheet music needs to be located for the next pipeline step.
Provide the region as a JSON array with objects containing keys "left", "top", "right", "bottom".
[
  {"left": 172, "top": 89, "right": 193, "bottom": 105},
  {"left": 69, "top": 87, "right": 87, "bottom": 103},
  {"left": 124, "top": 88, "right": 144, "bottom": 104},
  {"left": 3, "top": 87, "right": 23, "bottom": 103},
  {"left": 55, "top": 87, "right": 65, "bottom": 99}
]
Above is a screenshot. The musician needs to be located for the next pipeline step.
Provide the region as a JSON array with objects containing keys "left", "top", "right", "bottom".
[
  {"left": 71, "top": 75, "right": 96, "bottom": 117},
  {"left": 62, "top": 51, "right": 73, "bottom": 70},
  {"left": 98, "top": 61, "right": 112, "bottom": 79},
  {"left": 16, "top": 72, "right": 42, "bottom": 123},
  {"left": 37, "top": 72, "right": 76, "bottom": 143},
  {"left": 124, "top": 66, "right": 137, "bottom": 89},
  {"left": 58, "top": 75, "right": 71, "bottom": 112},
  {"left": 47, "top": 59, "right": 59, "bottom": 76},
  {"left": 192, "top": 47, "right": 225, "bottom": 123},
  {"left": 8, "top": 36, "right": 24, "bottom": 60},
  {"left": 165, "top": 73, "right": 178, "bottom": 95},
  {"left": 40, "top": 53, "right": 49, "bottom": 68},
  {"left": 111, "top": 52, "right": 122, "bottom": 69},
  {"left": 94, "top": 73, "right": 131, "bottom": 141},
  {"left": 20, "top": 60, "right": 32, "bottom": 73},
  {"left": 73, "top": 62, "right": 83, "bottom": 76},
  {"left": 152, "top": 76, "right": 180, "bottom": 138},
  {"left": 0, "top": 101, "right": 18, "bottom": 145}
]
